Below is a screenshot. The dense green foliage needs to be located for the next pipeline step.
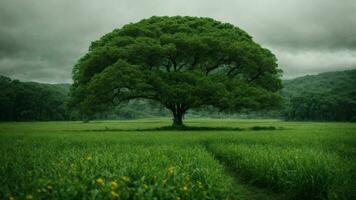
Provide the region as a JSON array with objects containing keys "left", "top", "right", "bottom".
[
  {"left": 1, "top": 119, "right": 355, "bottom": 199},
  {"left": 283, "top": 70, "right": 356, "bottom": 121},
  {"left": 0, "top": 76, "right": 71, "bottom": 121},
  {"left": 69, "top": 16, "right": 282, "bottom": 127}
]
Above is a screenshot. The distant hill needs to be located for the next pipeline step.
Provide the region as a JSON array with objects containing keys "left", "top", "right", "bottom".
[
  {"left": 282, "top": 69, "right": 356, "bottom": 121},
  {"left": 283, "top": 69, "right": 356, "bottom": 98}
]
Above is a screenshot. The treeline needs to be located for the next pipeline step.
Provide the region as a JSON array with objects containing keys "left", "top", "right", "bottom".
[
  {"left": 0, "top": 75, "right": 168, "bottom": 121},
  {"left": 0, "top": 76, "right": 71, "bottom": 121},
  {"left": 282, "top": 70, "right": 356, "bottom": 122},
  {"left": 285, "top": 93, "right": 356, "bottom": 121},
  {"left": 1, "top": 69, "right": 356, "bottom": 122}
]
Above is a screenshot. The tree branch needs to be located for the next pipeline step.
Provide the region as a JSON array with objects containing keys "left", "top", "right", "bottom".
[
  {"left": 163, "top": 62, "right": 171, "bottom": 72},
  {"left": 191, "top": 56, "right": 199, "bottom": 69},
  {"left": 169, "top": 55, "right": 177, "bottom": 71},
  {"left": 205, "top": 57, "right": 227, "bottom": 75},
  {"left": 248, "top": 69, "right": 263, "bottom": 83}
]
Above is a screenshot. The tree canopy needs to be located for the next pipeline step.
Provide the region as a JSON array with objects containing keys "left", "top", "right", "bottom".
[{"left": 69, "top": 16, "right": 282, "bottom": 127}]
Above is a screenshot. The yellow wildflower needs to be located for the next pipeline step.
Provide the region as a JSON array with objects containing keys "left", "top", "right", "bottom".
[
  {"left": 162, "top": 179, "right": 167, "bottom": 185},
  {"left": 85, "top": 156, "right": 92, "bottom": 161},
  {"left": 197, "top": 181, "right": 203, "bottom": 188},
  {"left": 176, "top": 197, "right": 181, "bottom": 200},
  {"left": 8, "top": 195, "right": 14, "bottom": 200},
  {"left": 167, "top": 166, "right": 174, "bottom": 175},
  {"left": 70, "top": 164, "right": 76, "bottom": 170},
  {"left": 182, "top": 186, "right": 188, "bottom": 192},
  {"left": 143, "top": 183, "right": 148, "bottom": 189},
  {"left": 96, "top": 178, "right": 105, "bottom": 186},
  {"left": 184, "top": 176, "right": 190, "bottom": 181},
  {"left": 25, "top": 194, "right": 33, "bottom": 200},
  {"left": 122, "top": 176, "right": 129, "bottom": 182},
  {"left": 111, "top": 181, "right": 118, "bottom": 190},
  {"left": 111, "top": 191, "right": 119, "bottom": 199}
]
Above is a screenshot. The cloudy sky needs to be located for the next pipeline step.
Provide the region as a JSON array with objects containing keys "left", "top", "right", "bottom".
[{"left": 0, "top": 0, "right": 355, "bottom": 83}]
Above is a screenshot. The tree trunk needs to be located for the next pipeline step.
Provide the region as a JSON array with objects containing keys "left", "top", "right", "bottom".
[
  {"left": 172, "top": 111, "right": 184, "bottom": 128},
  {"left": 167, "top": 103, "right": 187, "bottom": 128}
]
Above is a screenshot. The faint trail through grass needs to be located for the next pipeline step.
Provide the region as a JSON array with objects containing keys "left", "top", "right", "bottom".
[{"left": 202, "top": 144, "right": 286, "bottom": 200}]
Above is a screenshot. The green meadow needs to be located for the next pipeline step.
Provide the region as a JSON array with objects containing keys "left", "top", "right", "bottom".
[{"left": 0, "top": 119, "right": 355, "bottom": 200}]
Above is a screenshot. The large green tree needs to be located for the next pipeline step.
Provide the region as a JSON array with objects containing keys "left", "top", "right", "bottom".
[{"left": 69, "top": 16, "right": 282, "bottom": 127}]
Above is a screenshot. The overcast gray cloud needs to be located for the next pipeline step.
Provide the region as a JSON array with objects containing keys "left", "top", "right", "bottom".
[{"left": 0, "top": 0, "right": 355, "bottom": 83}]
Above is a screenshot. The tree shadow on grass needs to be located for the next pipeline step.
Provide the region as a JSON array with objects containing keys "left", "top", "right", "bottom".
[{"left": 83, "top": 125, "right": 281, "bottom": 132}]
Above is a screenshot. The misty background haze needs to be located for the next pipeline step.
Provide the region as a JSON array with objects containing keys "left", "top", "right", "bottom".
[{"left": 0, "top": 0, "right": 355, "bottom": 83}]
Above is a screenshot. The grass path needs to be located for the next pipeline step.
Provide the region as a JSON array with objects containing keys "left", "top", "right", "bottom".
[{"left": 205, "top": 146, "right": 286, "bottom": 200}]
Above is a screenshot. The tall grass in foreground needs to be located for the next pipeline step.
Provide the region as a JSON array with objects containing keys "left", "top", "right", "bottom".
[
  {"left": 207, "top": 143, "right": 350, "bottom": 199},
  {"left": 0, "top": 119, "right": 355, "bottom": 199},
  {"left": 0, "top": 142, "right": 236, "bottom": 200}
]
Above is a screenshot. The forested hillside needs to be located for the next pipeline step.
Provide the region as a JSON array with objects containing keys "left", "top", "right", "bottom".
[
  {"left": 0, "top": 76, "right": 168, "bottom": 121},
  {"left": 0, "top": 76, "right": 71, "bottom": 121},
  {"left": 1, "top": 69, "right": 355, "bottom": 121},
  {"left": 282, "top": 69, "right": 356, "bottom": 121}
]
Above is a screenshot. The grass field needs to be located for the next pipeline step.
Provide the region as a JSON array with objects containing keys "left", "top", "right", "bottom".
[{"left": 0, "top": 118, "right": 355, "bottom": 200}]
